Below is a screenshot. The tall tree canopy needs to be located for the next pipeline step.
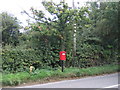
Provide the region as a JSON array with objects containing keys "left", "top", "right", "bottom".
[
  {"left": 1, "top": 12, "right": 21, "bottom": 46},
  {"left": 24, "top": 1, "right": 89, "bottom": 51},
  {"left": 88, "top": 2, "right": 118, "bottom": 49}
]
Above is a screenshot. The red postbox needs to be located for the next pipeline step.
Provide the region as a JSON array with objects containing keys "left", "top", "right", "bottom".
[{"left": 59, "top": 51, "right": 66, "bottom": 60}]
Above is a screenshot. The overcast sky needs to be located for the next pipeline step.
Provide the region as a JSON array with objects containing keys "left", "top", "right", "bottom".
[
  {"left": 0, "top": 0, "right": 91, "bottom": 27},
  {"left": 0, "top": 0, "right": 119, "bottom": 27}
]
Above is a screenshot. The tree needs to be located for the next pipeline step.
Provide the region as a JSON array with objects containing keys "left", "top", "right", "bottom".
[
  {"left": 85, "top": 2, "right": 119, "bottom": 64},
  {"left": 23, "top": 1, "right": 90, "bottom": 67},
  {"left": 24, "top": 1, "right": 89, "bottom": 51},
  {"left": 1, "top": 12, "right": 21, "bottom": 46},
  {"left": 88, "top": 2, "right": 118, "bottom": 48}
]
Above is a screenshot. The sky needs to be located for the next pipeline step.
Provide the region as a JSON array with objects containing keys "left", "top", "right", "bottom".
[
  {"left": 0, "top": 0, "right": 95, "bottom": 32},
  {"left": 0, "top": 0, "right": 119, "bottom": 27},
  {"left": 0, "top": 0, "right": 45, "bottom": 26}
]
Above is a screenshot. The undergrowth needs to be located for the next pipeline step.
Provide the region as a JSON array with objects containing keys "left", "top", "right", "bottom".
[{"left": 1, "top": 64, "right": 119, "bottom": 86}]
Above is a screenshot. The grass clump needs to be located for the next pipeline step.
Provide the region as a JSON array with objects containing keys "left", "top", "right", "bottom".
[
  {"left": 2, "top": 64, "right": 119, "bottom": 86},
  {"left": 2, "top": 72, "right": 30, "bottom": 86}
]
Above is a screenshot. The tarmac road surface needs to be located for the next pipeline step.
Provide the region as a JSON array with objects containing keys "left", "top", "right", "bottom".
[{"left": 15, "top": 73, "right": 119, "bottom": 88}]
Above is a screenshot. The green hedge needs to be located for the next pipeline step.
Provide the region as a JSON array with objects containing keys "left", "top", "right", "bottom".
[
  {"left": 2, "top": 49, "right": 43, "bottom": 73},
  {"left": 76, "top": 44, "right": 118, "bottom": 68},
  {"left": 2, "top": 48, "right": 61, "bottom": 73},
  {"left": 2, "top": 43, "right": 118, "bottom": 73}
]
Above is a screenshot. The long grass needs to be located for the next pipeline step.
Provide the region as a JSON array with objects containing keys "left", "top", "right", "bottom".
[{"left": 1, "top": 64, "right": 119, "bottom": 86}]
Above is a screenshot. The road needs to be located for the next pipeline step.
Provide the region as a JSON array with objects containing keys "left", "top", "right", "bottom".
[{"left": 15, "top": 73, "right": 119, "bottom": 88}]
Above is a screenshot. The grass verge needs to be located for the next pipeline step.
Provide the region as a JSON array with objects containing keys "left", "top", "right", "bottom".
[{"left": 1, "top": 64, "right": 119, "bottom": 86}]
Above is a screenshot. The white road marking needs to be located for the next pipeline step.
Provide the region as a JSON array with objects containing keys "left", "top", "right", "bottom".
[
  {"left": 104, "top": 84, "right": 120, "bottom": 88},
  {"left": 17, "top": 80, "right": 70, "bottom": 88}
]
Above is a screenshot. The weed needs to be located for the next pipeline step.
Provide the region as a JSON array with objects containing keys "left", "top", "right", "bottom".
[{"left": 2, "top": 64, "right": 119, "bottom": 86}]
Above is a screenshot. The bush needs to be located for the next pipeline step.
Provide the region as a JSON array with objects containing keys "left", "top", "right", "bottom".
[
  {"left": 76, "top": 43, "right": 117, "bottom": 68},
  {"left": 2, "top": 49, "right": 43, "bottom": 73},
  {"left": 2, "top": 45, "right": 61, "bottom": 73}
]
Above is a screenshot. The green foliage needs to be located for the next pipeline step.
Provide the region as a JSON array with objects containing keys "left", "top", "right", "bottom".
[
  {"left": 29, "top": 1, "right": 90, "bottom": 52},
  {"left": 1, "top": 12, "right": 21, "bottom": 46},
  {"left": 2, "top": 36, "right": 61, "bottom": 73},
  {"left": 88, "top": 2, "right": 118, "bottom": 48},
  {"left": 2, "top": 64, "right": 119, "bottom": 86},
  {"left": 76, "top": 43, "right": 117, "bottom": 68},
  {"left": 2, "top": 72, "right": 30, "bottom": 86},
  {"left": 1, "top": 1, "right": 119, "bottom": 74},
  {"left": 2, "top": 48, "right": 43, "bottom": 73}
]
